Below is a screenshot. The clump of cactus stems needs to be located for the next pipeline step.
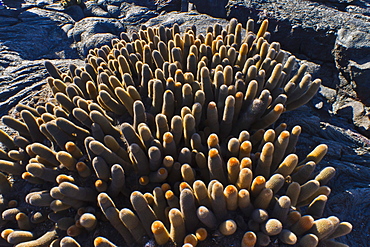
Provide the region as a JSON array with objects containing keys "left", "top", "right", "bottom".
[{"left": 0, "top": 18, "right": 351, "bottom": 247}]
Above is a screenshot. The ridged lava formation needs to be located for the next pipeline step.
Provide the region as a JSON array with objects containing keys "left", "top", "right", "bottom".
[{"left": 0, "top": 18, "right": 351, "bottom": 247}]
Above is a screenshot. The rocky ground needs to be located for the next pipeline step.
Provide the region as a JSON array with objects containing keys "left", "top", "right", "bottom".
[{"left": 0, "top": 0, "right": 369, "bottom": 246}]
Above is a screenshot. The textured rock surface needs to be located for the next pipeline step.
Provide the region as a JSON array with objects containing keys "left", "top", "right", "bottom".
[
  {"left": 0, "top": 0, "right": 369, "bottom": 246},
  {"left": 222, "top": 0, "right": 370, "bottom": 137}
]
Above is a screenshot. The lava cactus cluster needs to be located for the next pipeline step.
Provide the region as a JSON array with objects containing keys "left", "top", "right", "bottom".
[{"left": 0, "top": 18, "right": 351, "bottom": 247}]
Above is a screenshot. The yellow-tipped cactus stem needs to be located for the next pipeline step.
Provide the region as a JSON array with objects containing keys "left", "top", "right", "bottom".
[
  {"left": 255, "top": 142, "right": 274, "bottom": 178},
  {"left": 253, "top": 187, "right": 273, "bottom": 209},
  {"left": 151, "top": 220, "right": 170, "bottom": 245},
  {"left": 291, "top": 161, "right": 316, "bottom": 185},
  {"left": 56, "top": 151, "right": 77, "bottom": 171},
  {"left": 309, "top": 218, "right": 335, "bottom": 240},
  {"left": 239, "top": 141, "right": 252, "bottom": 159},
  {"left": 98, "top": 193, "right": 134, "bottom": 244},
  {"left": 224, "top": 184, "right": 238, "bottom": 211},
  {"left": 59, "top": 181, "right": 96, "bottom": 202},
  {"left": 7, "top": 230, "right": 34, "bottom": 245},
  {"left": 184, "top": 233, "right": 198, "bottom": 246},
  {"left": 169, "top": 208, "right": 186, "bottom": 245},
  {"left": 193, "top": 180, "right": 212, "bottom": 209},
  {"left": 0, "top": 129, "right": 16, "bottom": 150},
  {"left": 152, "top": 187, "right": 167, "bottom": 225},
  {"left": 15, "top": 213, "right": 31, "bottom": 231},
  {"left": 195, "top": 227, "right": 208, "bottom": 242},
  {"left": 130, "top": 191, "right": 157, "bottom": 237},
  {"left": 50, "top": 187, "right": 84, "bottom": 209},
  {"left": 297, "top": 233, "right": 319, "bottom": 247},
  {"left": 272, "top": 195, "right": 291, "bottom": 223},
  {"left": 299, "top": 144, "right": 328, "bottom": 165},
  {"left": 227, "top": 157, "right": 240, "bottom": 184},
  {"left": 274, "top": 153, "right": 298, "bottom": 177},
  {"left": 327, "top": 221, "right": 352, "bottom": 239},
  {"left": 180, "top": 188, "right": 199, "bottom": 232},
  {"left": 290, "top": 215, "right": 315, "bottom": 236},
  {"left": 65, "top": 142, "right": 83, "bottom": 159},
  {"left": 60, "top": 236, "right": 81, "bottom": 247},
  {"left": 25, "top": 190, "right": 53, "bottom": 207},
  {"left": 241, "top": 231, "right": 257, "bottom": 247},
  {"left": 265, "top": 173, "right": 285, "bottom": 195},
  {"left": 196, "top": 206, "right": 218, "bottom": 230},
  {"left": 79, "top": 213, "right": 97, "bottom": 231},
  {"left": 250, "top": 175, "right": 266, "bottom": 197},
  {"left": 51, "top": 200, "right": 70, "bottom": 214},
  {"left": 261, "top": 218, "right": 283, "bottom": 236},
  {"left": 107, "top": 164, "right": 126, "bottom": 197},
  {"left": 75, "top": 161, "right": 91, "bottom": 178},
  {"left": 238, "top": 189, "right": 253, "bottom": 216},
  {"left": 21, "top": 110, "right": 44, "bottom": 143},
  {"left": 210, "top": 180, "right": 228, "bottom": 221},
  {"left": 29, "top": 143, "right": 59, "bottom": 166},
  {"left": 89, "top": 140, "right": 131, "bottom": 171},
  {"left": 236, "top": 167, "right": 253, "bottom": 191},
  {"left": 119, "top": 208, "right": 146, "bottom": 243},
  {"left": 26, "top": 163, "right": 60, "bottom": 182},
  {"left": 219, "top": 219, "right": 237, "bottom": 236},
  {"left": 13, "top": 228, "right": 57, "bottom": 247},
  {"left": 307, "top": 195, "right": 328, "bottom": 219},
  {"left": 165, "top": 190, "right": 180, "bottom": 209},
  {"left": 278, "top": 229, "right": 297, "bottom": 245},
  {"left": 2, "top": 116, "right": 31, "bottom": 138},
  {"left": 94, "top": 236, "right": 117, "bottom": 247},
  {"left": 297, "top": 179, "right": 320, "bottom": 203},
  {"left": 208, "top": 148, "right": 227, "bottom": 185},
  {"left": 314, "top": 166, "right": 336, "bottom": 186}
]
